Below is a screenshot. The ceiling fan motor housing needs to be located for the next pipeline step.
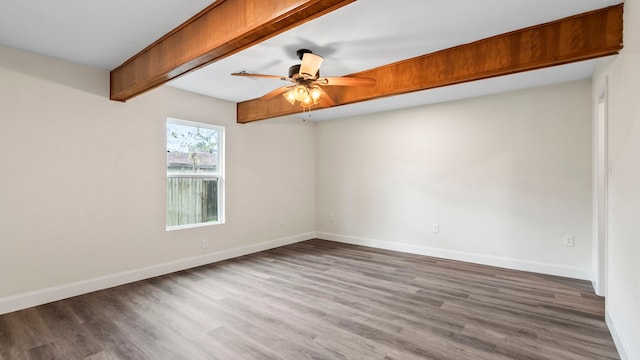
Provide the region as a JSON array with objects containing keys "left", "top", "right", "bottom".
[
  {"left": 289, "top": 64, "right": 319, "bottom": 80},
  {"left": 296, "top": 48, "right": 313, "bottom": 60},
  {"left": 288, "top": 64, "right": 301, "bottom": 79}
]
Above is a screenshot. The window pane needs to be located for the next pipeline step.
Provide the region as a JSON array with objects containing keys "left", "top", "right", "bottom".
[
  {"left": 167, "top": 122, "right": 218, "bottom": 174},
  {"left": 166, "top": 120, "right": 223, "bottom": 228}
]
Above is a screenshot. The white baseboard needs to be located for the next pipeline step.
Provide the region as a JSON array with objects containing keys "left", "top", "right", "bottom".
[
  {"left": 606, "top": 310, "right": 631, "bottom": 360},
  {"left": 317, "top": 232, "right": 592, "bottom": 280},
  {"left": 0, "top": 232, "right": 315, "bottom": 315}
]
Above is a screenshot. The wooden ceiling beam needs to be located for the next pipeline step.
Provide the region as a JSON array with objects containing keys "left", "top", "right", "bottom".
[
  {"left": 109, "top": 0, "right": 356, "bottom": 102},
  {"left": 237, "top": 4, "right": 623, "bottom": 123}
]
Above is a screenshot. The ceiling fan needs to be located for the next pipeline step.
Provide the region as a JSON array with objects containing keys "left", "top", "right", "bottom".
[{"left": 231, "top": 49, "right": 376, "bottom": 109}]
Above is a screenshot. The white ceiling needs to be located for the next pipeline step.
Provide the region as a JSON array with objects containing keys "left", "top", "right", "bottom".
[
  {"left": 0, "top": 0, "right": 214, "bottom": 69},
  {"left": 0, "top": 0, "right": 621, "bottom": 121}
]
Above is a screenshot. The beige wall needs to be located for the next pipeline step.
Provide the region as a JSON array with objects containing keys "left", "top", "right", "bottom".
[
  {"left": 593, "top": 0, "right": 640, "bottom": 357},
  {"left": 316, "top": 80, "right": 594, "bottom": 277},
  {"left": 0, "top": 46, "right": 316, "bottom": 301}
]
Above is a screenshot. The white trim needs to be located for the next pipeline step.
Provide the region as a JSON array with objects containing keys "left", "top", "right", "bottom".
[
  {"left": 0, "top": 232, "right": 315, "bottom": 315},
  {"left": 317, "top": 232, "right": 592, "bottom": 280},
  {"left": 166, "top": 220, "right": 224, "bottom": 232},
  {"left": 593, "top": 83, "right": 609, "bottom": 296},
  {"left": 606, "top": 310, "right": 631, "bottom": 360},
  {"left": 166, "top": 173, "right": 219, "bottom": 178}
]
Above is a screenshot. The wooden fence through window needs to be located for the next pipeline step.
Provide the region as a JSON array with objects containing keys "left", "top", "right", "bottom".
[{"left": 166, "top": 177, "right": 218, "bottom": 226}]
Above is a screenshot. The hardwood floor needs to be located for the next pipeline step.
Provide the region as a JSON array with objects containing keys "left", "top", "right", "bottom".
[{"left": 0, "top": 239, "right": 619, "bottom": 360}]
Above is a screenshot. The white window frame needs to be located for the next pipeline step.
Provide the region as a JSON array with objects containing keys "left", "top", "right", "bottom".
[{"left": 166, "top": 118, "right": 225, "bottom": 231}]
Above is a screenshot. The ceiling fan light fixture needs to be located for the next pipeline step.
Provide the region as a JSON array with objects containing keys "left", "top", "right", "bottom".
[
  {"left": 283, "top": 89, "right": 296, "bottom": 105},
  {"left": 309, "top": 86, "right": 325, "bottom": 104},
  {"left": 301, "top": 95, "right": 314, "bottom": 107},
  {"left": 293, "top": 85, "right": 309, "bottom": 102}
]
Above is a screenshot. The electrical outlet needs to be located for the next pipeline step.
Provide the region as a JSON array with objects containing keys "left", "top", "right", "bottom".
[
  {"left": 329, "top": 214, "right": 335, "bottom": 222},
  {"left": 563, "top": 235, "right": 575, "bottom": 247},
  {"left": 279, "top": 217, "right": 285, "bottom": 225},
  {"left": 202, "top": 239, "right": 208, "bottom": 249},
  {"left": 432, "top": 223, "right": 439, "bottom": 233}
]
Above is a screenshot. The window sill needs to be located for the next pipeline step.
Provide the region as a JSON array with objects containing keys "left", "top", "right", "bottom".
[{"left": 166, "top": 221, "right": 224, "bottom": 232}]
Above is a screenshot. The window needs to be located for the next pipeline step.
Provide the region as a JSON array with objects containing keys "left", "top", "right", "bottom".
[{"left": 166, "top": 119, "right": 224, "bottom": 229}]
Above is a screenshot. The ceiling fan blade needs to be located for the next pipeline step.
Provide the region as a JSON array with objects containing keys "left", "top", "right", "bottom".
[
  {"left": 260, "top": 86, "right": 291, "bottom": 100},
  {"left": 321, "top": 93, "right": 336, "bottom": 107},
  {"left": 299, "top": 53, "right": 324, "bottom": 78},
  {"left": 231, "top": 72, "right": 286, "bottom": 80},
  {"left": 319, "top": 76, "right": 376, "bottom": 87}
]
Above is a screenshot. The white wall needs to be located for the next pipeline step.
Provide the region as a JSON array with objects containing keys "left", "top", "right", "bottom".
[
  {"left": 316, "top": 80, "right": 594, "bottom": 278},
  {"left": 593, "top": 0, "right": 640, "bottom": 357},
  {"left": 0, "top": 46, "right": 316, "bottom": 310}
]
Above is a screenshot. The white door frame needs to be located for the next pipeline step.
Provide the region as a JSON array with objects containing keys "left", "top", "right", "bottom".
[{"left": 594, "top": 83, "right": 609, "bottom": 297}]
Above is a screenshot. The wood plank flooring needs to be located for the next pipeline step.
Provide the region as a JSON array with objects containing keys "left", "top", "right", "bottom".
[{"left": 0, "top": 239, "right": 619, "bottom": 359}]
